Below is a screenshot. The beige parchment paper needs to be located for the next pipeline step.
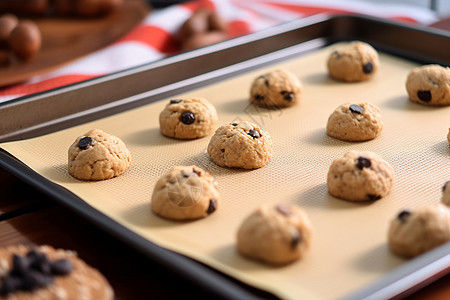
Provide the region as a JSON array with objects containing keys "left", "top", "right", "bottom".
[{"left": 2, "top": 45, "right": 450, "bottom": 299}]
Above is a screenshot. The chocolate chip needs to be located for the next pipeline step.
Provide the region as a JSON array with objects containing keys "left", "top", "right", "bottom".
[
  {"left": 0, "top": 276, "right": 21, "bottom": 296},
  {"left": 254, "top": 94, "right": 264, "bottom": 101},
  {"left": 180, "top": 112, "right": 195, "bottom": 125},
  {"left": 349, "top": 104, "right": 364, "bottom": 114},
  {"left": 231, "top": 123, "right": 238, "bottom": 126},
  {"left": 77, "top": 136, "right": 92, "bottom": 150},
  {"left": 291, "top": 230, "right": 301, "bottom": 249},
  {"left": 50, "top": 259, "right": 72, "bottom": 275},
  {"left": 248, "top": 129, "right": 260, "bottom": 139},
  {"left": 417, "top": 90, "right": 432, "bottom": 102},
  {"left": 29, "top": 252, "right": 51, "bottom": 275},
  {"left": 11, "top": 255, "right": 29, "bottom": 276},
  {"left": 170, "top": 99, "right": 182, "bottom": 104},
  {"left": 443, "top": 181, "right": 450, "bottom": 192},
  {"left": 220, "top": 149, "right": 225, "bottom": 153},
  {"left": 276, "top": 205, "right": 292, "bottom": 216},
  {"left": 397, "top": 210, "right": 411, "bottom": 223},
  {"left": 332, "top": 50, "right": 340, "bottom": 58},
  {"left": 182, "top": 172, "right": 191, "bottom": 178},
  {"left": 192, "top": 168, "right": 201, "bottom": 176},
  {"left": 264, "top": 79, "right": 269, "bottom": 87},
  {"left": 362, "top": 62, "right": 373, "bottom": 74},
  {"left": 206, "top": 199, "right": 217, "bottom": 214},
  {"left": 367, "top": 194, "right": 381, "bottom": 201},
  {"left": 356, "top": 156, "right": 371, "bottom": 170},
  {"left": 281, "top": 91, "right": 295, "bottom": 101},
  {"left": 20, "top": 271, "right": 53, "bottom": 291}
]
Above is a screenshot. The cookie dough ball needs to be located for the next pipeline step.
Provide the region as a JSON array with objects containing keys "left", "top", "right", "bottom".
[
  {"left": 388, "top": 204, "right": 450, "bottom": 258},
  {"left": 159, "top": 97, "right": 218, "bottom": 139},
  {"left": 151, "top": 165, "right": 219, "bottom": 221},
  {"left": 327, "top": 150, "right": 394, "bottom": 202},
  {"left": 442, "top": 181, "right": 450, "bottom": 206},
  {"left": 207, "top": 121, "right": 273, "bottom": 169},
  {"left": 326, "top": 102, "right": 383, "bottom": 142},
  {"left": 0, "top": 245, "right": 113, "bottom": 299},
  {"left": 405, "top": 65, "right": 450, "bottom": 106},
  {"left": 68, "top": 129, "right": 131, "bottom": 181},
  {"left": 249, "top": 69, "right": 303, "bottom": 108},
  {"left": 237, "top": 204, "right": 313, "bottom": 265},
  {"left": 327, "top": 41, "right": 379, "bottom": 82}
]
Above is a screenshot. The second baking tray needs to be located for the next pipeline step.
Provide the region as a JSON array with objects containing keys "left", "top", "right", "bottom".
[{"left": 0, "top": 14, "right": 450, "bottom": 300}]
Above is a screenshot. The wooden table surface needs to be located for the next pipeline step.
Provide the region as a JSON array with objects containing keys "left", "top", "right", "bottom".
[{"left": 0, "top": 17, "right": 449, "bottom": 300}]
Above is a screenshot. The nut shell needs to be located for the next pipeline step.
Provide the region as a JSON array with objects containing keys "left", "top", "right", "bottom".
[{"left": 8, "top": 20, "right": 41, "bottom": 60}]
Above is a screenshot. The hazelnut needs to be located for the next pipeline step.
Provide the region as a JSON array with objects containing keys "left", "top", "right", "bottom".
[
  {"left": 0, "top": 14, "right": 19, "bottom": 46},
  {"left": 8, "top": 20, "right": 41, "bottom": 60}
]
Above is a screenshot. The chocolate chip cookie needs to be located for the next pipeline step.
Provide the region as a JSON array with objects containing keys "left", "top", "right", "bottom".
[
  {"left": 151, "top": 165, "right": 219, "bottom": 221},
  {"left": 405, "top": 64, "right": 450, "bottom": 106},
  {"left": 207, "top": 121, "right": 273, "bottom": 169},
  {"left": 327, "top": 41, "right": 379, "bottom": 82},
  {"left": 327, "top": 150, "right": 395, "bottom": 202},
  {"left": 159, "top": 97, "right": 218, "bottom": 139},
  {"left": 236, "top": 204, "right": 313, "bottom": 265},
  {"left": 249, "top": 69, "right": 303, "bottom": 108},
  {"left": 326, "top": 102, "right": 383, "bottom": 142},
  {"left": 388, "top": 204, "right": 450, "bottom": 258},
  {"left": 68, "top": 129, "right": 131, "bottom": 181}
]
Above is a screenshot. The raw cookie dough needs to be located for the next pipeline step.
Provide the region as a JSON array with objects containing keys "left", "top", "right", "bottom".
[
  {"left": 151, "top": 165, "right": 219, "bottom": 221},
  {"left": 249, "top": 69, "right": 303, "bottom": 108},
  {"left": 68, "top": 129, "right": 131, "bottom": 181},
  {"left": 236, "top": 204, "right": 313, "bottom": 265},
  {"left": 388, "top": 204, "right": 450, "bottom": 258},
  {"left": 207, "top": 121, "right": 273, "bottom": 169},
  {"left": 327, "top": 150, "right": 394, "bottom": 202},
  {"left": 405, "top": 64, "right": 450, "bottom": 106},
  {"left": 0, "top": 244, "right": 113, "bottom": 299},
  {"left": 326, "top": 102, "right": 383, "bottom": 142},
  {"left": 159, "top": 97, "right": 218, "bottom": 139},
  {"left": 327, "top": 41, "right": 379, "bottom": 82},
  {"left": 442, "top": 181, "right": 450, "bottom": 206}
]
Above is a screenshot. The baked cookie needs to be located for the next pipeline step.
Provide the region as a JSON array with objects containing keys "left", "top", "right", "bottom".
[
  {"left": 236, "top": 204, "right": 313, "bottom": 265},
  {"left": 151, "top": 165, "right": 219, "bottom": 221},
  {"left": 68, "top": 129, "right": 131, "bottom": 181},
  {"left": 0, "top": 244, "right": 113, "bottom": 299},
  {"left": 327, "top": 150, "right": 394, "bottom": 202},
  {"left": 405, "top": 65, "right": 450, "bottom": 106},
  {"left": 159, "top": 97, "right": 218, "bottom": 139},
  {"left": 388, "top": 204, "right": 450, "bottom": 258},
  {"left": 442, "top": 181, "right": 450, "bottom": 206},
  {"left": 326, "top": 102, "right": 383, "bottom": 142},
  {"left": 207, "top": 121, "right": 273, "bottom": 169},
  {"left": 249, "top": 69, "right": 303, "bottom": 108},
  {"left": 327, "top": 41, "right": 379, "bottom": 82}
]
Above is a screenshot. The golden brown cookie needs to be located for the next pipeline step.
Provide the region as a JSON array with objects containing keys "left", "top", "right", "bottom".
[
  {"left": 326, "top": 102, "right": 383, "bottom": 142},
  {"left": 151, "top": 165, "right": 219, "bottom": 221},
  {"left": 68, "top": 129, "right": 131, "bottom": 181},
  {"left": 0, "top": 244, "right": 113, "bottom": 299},
  {"left": 388, "top": 204, "right": 450, "bottom": 258},
  {"left": 207, "top": 121, "right": 273, "bottom": 169},
  {"left": 236, "top": 204, "right": 313, "bottom": 265},
  {"left": 405, "top": 64, "right": 450, "bottom": 106},
  {"left": 327, "top": 150, "right": 394, "bottom": 202},
  {"left": 249, "top": 69, "right": 303, "bottom": 108},
  {"left": 327, "top": 41, "right": 379, "bottom": 82},
  {"left": 159, "top": 97, "right": 218, "bottom": 140}
]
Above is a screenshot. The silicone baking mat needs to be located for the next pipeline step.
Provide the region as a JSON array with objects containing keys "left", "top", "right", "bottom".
[{"left": 1, "top": 44, "right": 449, "bottom": 299}]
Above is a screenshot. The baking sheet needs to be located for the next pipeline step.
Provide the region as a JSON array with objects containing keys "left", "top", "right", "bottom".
[{"left": 1, "top": 44, "right": 450, "bottom": 299}]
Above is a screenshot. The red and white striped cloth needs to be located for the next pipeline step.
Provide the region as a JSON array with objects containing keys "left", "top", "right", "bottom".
[{"left": 0, "top": 0, "right": 440, "bottom": 103}]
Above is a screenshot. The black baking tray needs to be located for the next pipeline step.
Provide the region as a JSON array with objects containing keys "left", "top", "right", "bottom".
[{"left": 1, "top": 14, "right": 450, "bottom": 299}]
